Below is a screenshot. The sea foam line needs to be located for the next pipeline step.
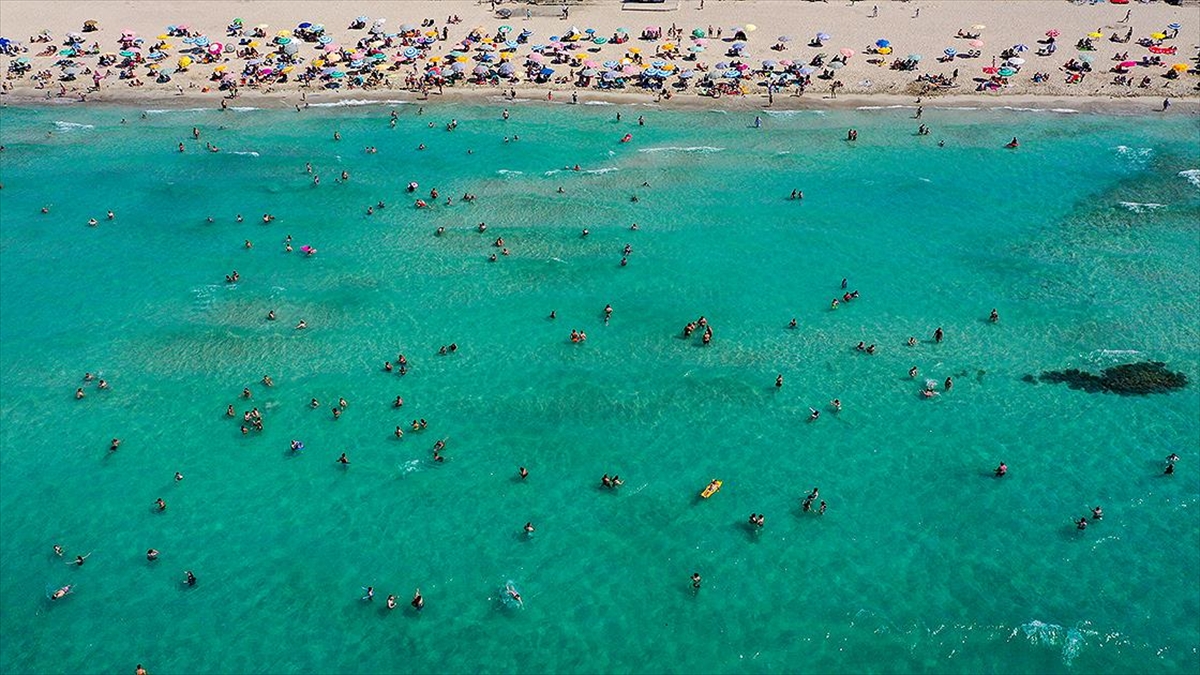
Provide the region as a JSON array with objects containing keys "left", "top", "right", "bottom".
[
  {"left": 637, "top": 146, "right": 724, "bottom": 154},
  {"left": 1178, "top": 169, "right": 1200, "bottom": 189},
  {"left": 306, "top": 99, "right": 409, "bottom": 108}
]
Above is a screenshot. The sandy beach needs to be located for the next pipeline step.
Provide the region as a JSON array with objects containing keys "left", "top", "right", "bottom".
[{"left": 1, "top": 0, "right": 1197, "bottom": 111}]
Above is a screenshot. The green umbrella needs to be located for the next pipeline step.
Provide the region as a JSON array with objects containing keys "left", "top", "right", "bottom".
[
  {"left": 615, "top": 28, "right": 628, "bottom": 34},
  {"left": 997, "top": 67, "right": 1016, "bottom": 77},
  {"left": 330, "top": 70, "right": 345, "bottom": 78},
  {"left": 498, "top": 25, "right": 512, "bottom": 33},
  {"left": 593, "top": 37, "right": 608, "bottom": 44}
]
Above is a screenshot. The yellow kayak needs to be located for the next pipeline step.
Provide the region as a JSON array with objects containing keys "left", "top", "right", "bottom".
[{"left": 700, "top": 480, "right": 722, "bottom": 499}]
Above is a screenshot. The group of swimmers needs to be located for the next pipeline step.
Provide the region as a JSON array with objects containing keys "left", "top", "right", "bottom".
[{"left": 681, "top": 315, "right": 713, "bottom": 346}]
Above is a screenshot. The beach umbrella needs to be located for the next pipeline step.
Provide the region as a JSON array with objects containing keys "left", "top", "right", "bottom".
[
  {"left": 715, "top": 61, "right": 730, "bottom": 69},
  {"left": 594, "top": 37, "right": 608, "bottom": 44},
  {"left": 1006, "top": 57, "right": 1025, "bottom": 65},
  {"left": 840, "top": 48, "right": 855, "bottom": 58},
  {"left": 194, "top": 36, "right": 210, "bottom": 46},
  {"left": 602, "top": 70, "right": 618, "bottom": 80},
  {"left": 692, "top": 28, "right": 706, "bottom": 38},
  {"left": 778, "top": 36, "right": 791, "bottom": 43},
  {"left": 969, "top": 39, "right": 984, "bottom": 48},
  {"left": 1078, "top": 53, "right": 1094, "bottom": 63},
  {"left": 118, "top": 50, "right": 134, "bottom": 57},
  {"left": 779, "top": 59, "right": 793, "bottom": 67},
  {"left": 689, "top": 45, "right": 705, "bottom": 53},
  {"left": 298, "top": 22, "right": 312, "bottom": 29},
  {"left": 1045, "top": 29, "right": 1060, "bottom": 38},
  {"left": 652, "top": 59, "right": 666, "bottom": 68},
  {"left": 1149, "top": 32, "right": 1166, "bottom": 40},
  {"left": 540, "top": 67, "right": 554, "bottom": 76},
  {"left": 581, "top": 67, "right": 597, "bottom": 77},
  {"left": 1118, "top": 60, "right": 1137, "bottom": 69},
  {"left": 816, "top": 32, "right": 831, "bottom": 41},
  {"left": 602, "top": 60, "right": 618, "bottom": 69},
  {"left": 616, "top": 28, "right": 628, "bottom": 34},
  {"left": 318, "top": 35, "right": 332, "bottom": 44},
  {"left": 528, "top": 52, "right": 545, "bottom": 63},
  {"left": 875, "top": 39, "right": 890, "bottom": 48},
  {"left": 761, "top": 59, "right": 777, "bottom": 69},
  {"left": 982, "top": 66, "right": 998, "bottom": 74},
  {"left": 972, "top": 24, "right": 986, "bottom": 31},
  {"left": 472, "top": 64, "right": 489, "bottom": 75},
  {"left": 997, "top": 67, "right": 1016, "bottom": 77},
  {"left": 745, "top": 24, "right": 757, "bottom": 33},
  {"left": 498, "top": 62, "right": 515, "bottom": 75},
  {"left": 878, "top": 46, "right": 892, "bottom": 54},
  {"left": 277, "top": 37, "right": 291, "bottom": 45},
  {"left": 907, "top": 53, "right": 922, "bottom": 62},
  {"left": 678, "top": 69, "right": 694, "bottom": 78},
  {"left": 177, "top": 55, "right": 192, "bottom": 68},
  {"left": 330, "top": 70, "right": 344, "bottom": 78},
  {"left": 828, "top": 61, "right": 844, "bottom": 70},
  {"left": 1013, "top": 44, "right": 1028, "bottom": 52},
  {"left": 797, "top": 66, "right": 815, "bottom": 75},
  {"left": 732, "top": 41, "right": 746, "bottom": 50},
  {"left": 944, "top": 47, "right": 957, "bottom": 56},
  {"left": 1172, "top": 63, "right": 1189, "bottom": 72},
  {"left": 622, "top": 64, "right": 639, "bottom": 75},
  {"left": 585, "top": 28, "right": 595, "bottom": 35},
  {"left": 1086, "top": 31, "right": 1103, "bottom": 39}
]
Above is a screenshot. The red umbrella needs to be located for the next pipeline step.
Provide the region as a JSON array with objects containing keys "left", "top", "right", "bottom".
[
  {"left": 1045, "top": 29, "right": 1060, "bottom": 38},
  {"left": 1118, "top": 60, "right": 1137, "bottom": 68},
  {"left": 982, "top": 66, "right": 999, "bottom": 74}
]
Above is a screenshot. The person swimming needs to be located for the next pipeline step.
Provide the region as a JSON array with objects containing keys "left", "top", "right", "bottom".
[
  {"left": 505, "top": 583, "right": 523, "bottom": 606},
  {"left": 147, "top": 548, "right": 159, "bottom": 561},
  {"left": 185, "top": 570, "right": 197, "bottom": 586},
  {"left": 50, "top": 584, "right": 72, "bottom": 600},
  {"left": 386, "top": 594, "right": 397, "bottom": 609},
  {"left": 524, "top": 522, "right": 535, "bottom": 535},
  {"left": 995, "top": 462, "right": 1007, "bottom": 477},
  {"left": 1092, "top": 506, "right": 1103, "bottom": 520},
  {"left": 411, "top": 588, "right": 424, "bottom": 610}
]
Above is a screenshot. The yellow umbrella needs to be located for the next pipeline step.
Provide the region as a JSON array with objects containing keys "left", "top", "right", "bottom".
[
  {"left": 427, "top": 30, "right": 440, "bottom": 38},
  {"left": 325, "top": 53, "right": 341, "bottom": 63},
  {"left": 628, "top": 47, "right": 640, "bottom": 53},
  {"left": 157, "top": 34, "right": 170, "bottom": 40},
  {"left": 177, "top": 56, "right": 192, "bottom": 68},
  {"left": 281, "top": 65, "right": 294, "bottom": 73},
  {"left": 1087, "top": 32, "right": 1103, "bottom": 39},
  {"left": 456, "top": 55, "right": 469, "bottom": 62},
  {"left": 661, "top": 62, "right": 676, "bottom": 70},
  {"left": 277, "top": 30, "right": 290, "bottom": 37},
  {"left": 878, "top": 46, "right": 892, "bottom": 54},
  {"left": 428, "top": 56, "right": 442, "bottom": 63},
  {"left": 621, "top": 57, "right": 633, "bottom": 64},
  {"left": 214, "top": 64, "right": 227, "bottom": 73},
  {"left": 160, "top": 43, "right": 173, "bottom": 50},
  {"left": 1172, "top": 63, "right": 1189, "bottom": 71},
  {"left": 744, "top": 24, "right": 757, "bottom": 32},
  {"left": 1150, "top": 32, "right": 1166, "bottom": 40},
  {"left": 248, "top": 41, "right": 259, "bottom": 48},
  {"left": 313, "top": 58, "right": 325, "bottom": 67}
]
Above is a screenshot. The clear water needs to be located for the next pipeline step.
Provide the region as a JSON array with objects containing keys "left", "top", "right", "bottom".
[{"left": 1, "top": 102, "right": 1198, "bottom": 675}]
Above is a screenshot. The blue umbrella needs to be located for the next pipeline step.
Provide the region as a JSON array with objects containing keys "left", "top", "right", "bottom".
[
  {"left": 581, "top": 68, "right": 597, "bottom": 77},
  {"left": 312, "top": 24, "right": 325, "bottom": 33},
  {"left": 797, "top": 66, "right": 815, "bottom": 75},
  {"left": 473, "top": 64, "right": 490, "bottom": 75},
  {"left": 480, "top": 52, "right": 495, "bottom": 62},
  {"left": 195, "top": 36, "right": 209, "bottom": 46},
  {"left": 1168, "top": 22, "right": 1181, "bottom": 30},
  {"left": 1013, "top": 44, "right": 1028, "bottom": 52},
  {"left": 652, "top": 60, "right": 666, "bottom": 67},
  {"left": 319, "top": 35, "right": 332, "bottom": 44},
  {"left": 585, "top": 28, "right": 595, "bottom": 34},
  {"left": 723, "top": 69, "right": 741, "bottom": 78},
  {"left": 548, "top": 35, "right": 560, "bottom": 42},
  {"left": 762, "top": 59, "right": 777, "bottom": 68},
  {"left": 498, "top": 62, "right": 514, "bottom": 75},
  {"left": 876, "top": 39, "right": 890, "bottom": 48},
  {"left": 505, "top": 40, "right": 518, "bottom": 48},
  {"left": 603, "top": 60, "right": 619, "bottom": 69},
  {"left": 715, "top": 61, "right": 730, "bottom": 69},
  {"left": 540, "top": 67, "right": 554, "bottom": 76},
  {"left": 602, "top": 70, "right": 617, "bottom": 80},
  {"left": 402, "top": 47, "right": 419, "bottom": 58},
  {"left": 944, "top": 47, "right": 957, "bottom": 56},
  {"left": 816, "top": 32, "right": 830, "bottom": 41},
  {"left": 678, "top": 70, "right": 695, "bottom": 78},
  {"left": 732, "top": 41, "right": 746, "bottom": 50},
  {"left": 298, "top": 22, "right": 312, "bottom": 29}
]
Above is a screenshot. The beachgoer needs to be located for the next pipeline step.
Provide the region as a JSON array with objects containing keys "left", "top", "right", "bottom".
[
  {"left": 519, "top": 467, "right": 529, "bottom": 479},
  {"left": 412, "top": 589, "right": 424, "bottom": 610},
  {"left": 995, "top": 462, "right": 1007, "bottom": 477},
  {"left": 691, "top": 572, "right": 701, "bottom": 589}
]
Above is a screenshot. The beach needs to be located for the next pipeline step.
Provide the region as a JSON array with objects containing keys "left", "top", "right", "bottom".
[
  {"left": 1, "top": 3, "right": 1199, "bottom": 675},
  {"left": 1, "top": 0, "right": 1198, "bottom": 111}
]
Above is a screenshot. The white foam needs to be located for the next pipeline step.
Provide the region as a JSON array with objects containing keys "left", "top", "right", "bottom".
[
  {"left": 582, "top": 100, "right": 614, "bottom": 106},
  {"left": 305, "top": 99, "right": 408, "bottom": 108},
  {"left": 1178, "top": 169, "right": 1200, "bottom": 189},
  {"left": 496, "top": 169, "right": 523, "bottom": 176},
  {"left": 583, "top": 166, "right": 619, "bottom": 174},
  {"left": 1118, "top": 201, "right": 1164, "bottom": 213},
  {"left": 763, "top": 109, "right": 826, "bottom": 117},
  {"left": 144, "top": 107, "right": 211, "bottom": 114},
  {"left": 999, "top": 106, "right": 1079, "bottom": 113},
  {"left": 229, "top": 150, "right": 260, "bottom": 157},
  {"left": 52, "top": 121, "right": 94, "bottom": 131},
  {"left": 227, "top": 106, "right": 260, "bottom": 112},
  {"left": 855, "top": 104, "right": 913, "bottom": 110},
  {"left": 1019, "top": 620, "right": 1088, "bottom": 666},
  {"left": 1114, "top": 145, "right": 1153, "bottom": 158},
  {"left": 637, "top": 146, "right": 724, "bottom": 154}
]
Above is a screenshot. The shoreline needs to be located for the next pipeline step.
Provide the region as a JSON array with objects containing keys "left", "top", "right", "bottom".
[{"left": 4, "top": 87, "right": 1197, "bottom": 116}]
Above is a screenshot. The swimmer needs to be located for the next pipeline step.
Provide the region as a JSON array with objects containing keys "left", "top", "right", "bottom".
[
  {"left": 110, "top": 438, "right": 121, "bottom": 451},
  {"left": 76, "top": 388, "right": 85, "bottom": 400},
  {"left": 1092, "top": 506, "right": 1103, "bottom": 520},
  {"left": 337, "top": 452, "right": 349, "bottom": 465},
  {"left": 775, "top": 374, "right": 783, "bottom": 388},
  {"left": 630, "top": 223, "right": 639, "bottom": 231},
  {"left": 524, "top": 522, "right": 535, "bottom": 535},
  {"left": 830, "top": 398, "right": 841, "bottom": 412},
  {"left": 54, "top": 544, "right": 64, "bottom": 557},
  {"left": 809, "top": 408, "right": 820, "bottom": 421},
  {"left": 549, "top": 310, "right": 557, "bottom": 320},
  {"left": 907, "top": 337, "right": 917, "bottom": 347},
  {"left": 155, "top": 498, "right": 167, "bottom": 511},
  {"left": 989, "top": 308, "right": 999, "bottom": 323},
  {"left": 147, "top": 548, "right": 159, "bottom": 561},
  {"left": 50, "top": 585, "right": 72, "bottom": 600},
  {"left": 519, "top": 466, "right": 528, "bottom": 479},
  {"left": 175, "top": 472, "right": 183, "bottom": 481},
  {"left": 362, "top": 586, "right": 373, "bottom": 601},
  {"left": 995, "top": 462, "right": 1007, "bottom": 477},
  {"left": 394, "top": 396, "right": 404, "bottom": 408},
  {"left": 691, "top": 573, "right": 701, "bottom": 589},
  {"left": 295, "top": 320, "right": 307, "bottom": 330},
  {"left": 185, "top": 570, "right": 196, "bottom": 586},
  {"left": 933, "top": 327, "right": 944, "bottom": 343},
  {"left": 506, "top": 583, "right": 523, "bottom": 606},
  {"left": 98, "top": 379, "right": 109, "bottom": 390},
  {"left": 87, "top": 218, "right": 98, "bottom": 227},
  {"left": 909, "top": 366, "right": 918, "bottom": 379},
  {"left": 411, "top": 588, "right": 424, "bottom": 609},
  {"left": 1076, "top": 517, "right": 1087, "bottom": 530},
  {"left": 332, "top": 407, "right": 341, "bottom": 420},
  {"left": 944, "top": 377, "right": 953, "bottom": 391},
  {"left": 581, "top": 228, "right": 589, "bottom": 238},
  {"left": 262, "top": 375, "right": 273, "bottom": 387},
  {"left": 395, "top": 426, "right": 404, "bottom": 438},
  {"left": 789, "top": 318, "right": 797, "bottom": 329},
  {"left": 136, "top": 665, "right": 147, "bottom": 675},
  {"left": 267, "top": 310, "right": 276, "bottom": 321},
  {"left": 105, "top": 211, "right": 114, "bottom": 220},
  {"left": 338, "top": 397, "right": 347, "bottom": 409},
  {"left": 386, "top": 594, "right": 397, "bottom": 610}
]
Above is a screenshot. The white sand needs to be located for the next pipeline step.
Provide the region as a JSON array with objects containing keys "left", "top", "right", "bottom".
[{"left": 0, "top": 0, "right": 1196, "bottom": 110}]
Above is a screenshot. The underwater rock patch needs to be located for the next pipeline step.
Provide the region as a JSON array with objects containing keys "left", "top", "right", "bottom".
[{"left": 1036, "top": 361, "right": 1188, "bottom": 395}]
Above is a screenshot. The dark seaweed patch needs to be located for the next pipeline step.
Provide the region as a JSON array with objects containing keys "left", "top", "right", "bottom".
[{"left": 1036, "top": 362, "right": 1188, "bottom": 395}]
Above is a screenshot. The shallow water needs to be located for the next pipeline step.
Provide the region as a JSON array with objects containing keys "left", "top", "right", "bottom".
[{"left": 1, "top": 102, "right": 1198, "bottom": 675}]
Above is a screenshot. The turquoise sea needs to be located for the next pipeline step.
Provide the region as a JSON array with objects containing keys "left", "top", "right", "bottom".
[{"left": 1, "top": 99, "right": 1197, "bottom": 675}]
